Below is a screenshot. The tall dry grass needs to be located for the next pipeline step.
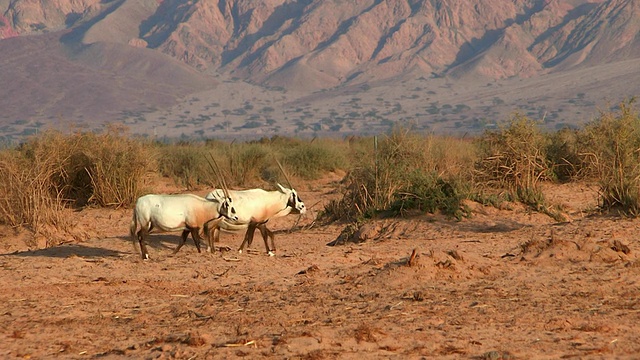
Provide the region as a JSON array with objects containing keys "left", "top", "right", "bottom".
[{"left": 79, "top": 131, "right": 154, "bottom": 207}]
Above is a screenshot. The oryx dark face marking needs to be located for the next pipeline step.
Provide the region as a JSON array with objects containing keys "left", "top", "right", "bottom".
[
  {"left": 219, "top": 196, "right": 238, "bottom": 221},
  {"left": 288, "top": 190, "right": 306, "bottom": 214}
]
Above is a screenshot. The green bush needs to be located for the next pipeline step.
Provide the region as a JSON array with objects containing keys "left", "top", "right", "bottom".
[{"left": 390, "top": 169, "right": 470, "bottom": 220}]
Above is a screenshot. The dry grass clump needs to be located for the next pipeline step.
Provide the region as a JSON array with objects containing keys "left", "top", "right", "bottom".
[
  {"left": 77, "top": 130, "right": 154, "bottom": 207},
  {"left": 475, "top": 114, "right": 551, "bottom": 197},
  {"left": 156, "top": 142, "right": 217, "bottom": 189},
  {"left": 155, "top": 140, "right": 266, "bottom": 189},
  {"left": 279, "top": 139, "right": 348, "bottom": 180}
]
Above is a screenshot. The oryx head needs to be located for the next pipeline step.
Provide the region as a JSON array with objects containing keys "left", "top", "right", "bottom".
[
  {"left": 277, "top": 183, "right": 306, "bottom": 214},
  {"left": 274, "top": 157, "right": 306, "bottom": 215},
  {"left": 218, "top": 192, "right": 238, "bottom": 222},
  {"left": 206, "top": 154, "right": 239, "bottom": 222}
]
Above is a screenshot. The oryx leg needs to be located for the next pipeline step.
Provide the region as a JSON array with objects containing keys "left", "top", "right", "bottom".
[
  {"left": 204, "top": 218, "right": 224, "bottom": 253},
  {"left": 238, "top": 223, "right": 258, "bottom": 254},
  {"left": 257, "top": 224, "right": 276, "bottom": 256},
  {"left": 189, "top": 227, "right": 203, "bottom": 253},
  {"left": 243, "top": 223, "right": 275, "bottom": 256},
  {"left": 173, "top": 229, "right": 191, "bottom": 254},
  {"left": 137, "top": 227, "right": 150, "bottom": 260}
]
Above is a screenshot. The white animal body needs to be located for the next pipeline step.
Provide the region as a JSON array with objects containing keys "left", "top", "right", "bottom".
[
  {"left": 204, "top": 184, "right": 306, "bottom": 256},
  {"left": 130, "top": 193, "right": 237, "bottom": 260}
]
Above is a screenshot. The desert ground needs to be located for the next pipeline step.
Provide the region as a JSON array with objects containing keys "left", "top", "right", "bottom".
[{"left": 1, "top": 176, "right": 639, "bottom": 359}]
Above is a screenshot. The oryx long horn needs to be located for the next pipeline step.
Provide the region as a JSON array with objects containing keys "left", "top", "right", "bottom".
[
  {"left": 206, "top": 153, "right": 231, "bottom": 199},
  {"left": 274, "top": 156, "right": 294, "bottom": 190}
]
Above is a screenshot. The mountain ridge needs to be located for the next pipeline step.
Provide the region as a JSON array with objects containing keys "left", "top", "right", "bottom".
[{"left": 0, "top": 0, "right": 638, "bottom": 141}]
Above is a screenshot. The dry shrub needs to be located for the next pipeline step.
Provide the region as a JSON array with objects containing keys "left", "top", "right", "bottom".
[
  {"left": 577, "top": 99, "right": 640, "bottom": 215},
  {"left": 0, "top": 149, "right": 69, "bottom": 234},
  {"left": 225, "top": 143, "right": 270, "bottom": 186},
  {"left": 322, "top": 128, "right": 474, "bottom": 222},
  {"left": 476, "top": 114, "right": 551, "bottom": 192},
  {"left": 80, "top": 131, "right": 153, "bottom": 207},
  {"left": 547, "top": 127, "right": 582, "bottom": 181},
  {"left": 475, "top": 114, "right": 563, "bottom": 219},
  {"left": 0, "top": 128, "right": 153, "bottom": 240},
  {"left": 156, "top": 143, "right": 214, "bottom": 189}
]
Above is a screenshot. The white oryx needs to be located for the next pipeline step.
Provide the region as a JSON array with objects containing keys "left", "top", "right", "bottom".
[
  {"left": 130, "top": 192, "right": 237, "bottom": 260},
  {"left": 204, "top": 183, "right": 306, "bottom": 256}
]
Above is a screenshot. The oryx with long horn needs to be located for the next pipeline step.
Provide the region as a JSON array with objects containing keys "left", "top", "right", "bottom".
[
  {"left": 204, "top": 155, "right": 306, "bottom": 256},
  {"left": 129, "top": 154, "right": 238, "bottom": 260}
]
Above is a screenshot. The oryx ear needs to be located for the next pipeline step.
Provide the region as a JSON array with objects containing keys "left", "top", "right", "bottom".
[{"left": 276, "top": 183, "right": 287, "bottom": 193}]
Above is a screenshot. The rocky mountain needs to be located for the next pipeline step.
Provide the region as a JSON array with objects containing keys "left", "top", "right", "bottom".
[{"left": 1, "top": 0, "right": 639, "bottom": 141}]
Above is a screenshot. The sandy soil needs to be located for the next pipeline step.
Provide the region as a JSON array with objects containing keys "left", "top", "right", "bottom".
[{"left": 1, "top": 178, "right": 639, "bottom": 359}]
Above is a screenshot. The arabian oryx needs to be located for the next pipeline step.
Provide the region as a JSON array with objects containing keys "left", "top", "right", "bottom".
[
  {"left": 204, "top": 183, "right": 306, "bottom": 256},
  {"left": 129, "top": 191, "right": 237, "bottom": 260}
]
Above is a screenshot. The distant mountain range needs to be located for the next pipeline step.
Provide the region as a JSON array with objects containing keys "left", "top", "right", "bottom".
[{"left": 1, "top": 0, "right": 639, "bottom": 142}]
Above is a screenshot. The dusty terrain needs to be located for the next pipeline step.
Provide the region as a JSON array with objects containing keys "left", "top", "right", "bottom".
[{"left": 1, "top": 178, "right": 639, "bottom": 359}]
